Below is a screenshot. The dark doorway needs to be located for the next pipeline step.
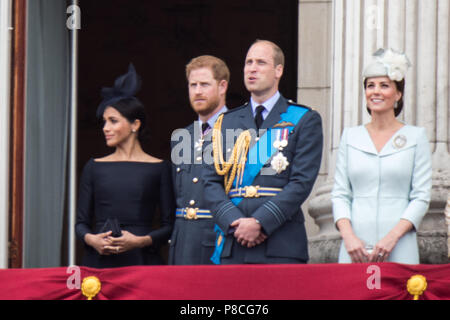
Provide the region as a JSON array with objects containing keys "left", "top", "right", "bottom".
[{"left": 74, "top": 0, "right": 298, "bottom": 264}]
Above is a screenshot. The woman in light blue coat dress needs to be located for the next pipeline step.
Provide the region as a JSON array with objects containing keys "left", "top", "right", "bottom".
[{"left": 332, "top": 49, "right": 432, "bottom": 264}]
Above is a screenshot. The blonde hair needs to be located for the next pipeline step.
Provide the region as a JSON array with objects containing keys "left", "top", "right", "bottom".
[{"left": 186, "top": 55, "right": 230, "bottom": 83}]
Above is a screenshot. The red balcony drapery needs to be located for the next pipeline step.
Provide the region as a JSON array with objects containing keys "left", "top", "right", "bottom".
[{"left": 0, "top": 263, "right": 448, "bottom": 300}]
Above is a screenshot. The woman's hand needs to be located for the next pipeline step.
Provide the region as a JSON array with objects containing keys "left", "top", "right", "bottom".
[
  {"left": 369, "top": 219, "right": 414, "bottom": 263},
  {"left": 84, "top": 231, "right": 113, "bottom": 255},
  {"left": 105, "top": 231, "right": 152, "bottom": 254},
  {"left": 342, "top": 233, "right": 370, "bottom": 263},
  {"left": 336, "top": 218, "right": 369, "bottom": 263},
  {"left": 369, "top": 234, "right": 398, "bottom": 262}
]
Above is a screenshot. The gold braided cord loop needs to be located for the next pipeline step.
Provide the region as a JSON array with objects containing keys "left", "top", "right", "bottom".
[{"left": 212, "top": 114, "right": 251, "bottom": 194}]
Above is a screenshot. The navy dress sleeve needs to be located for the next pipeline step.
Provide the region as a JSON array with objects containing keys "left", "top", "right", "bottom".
[
  {"left": 75, "top": 159, "right": 95, "bottom": 243},
  {"left": 148, "top": 161, "right": 175, "bottom": 247}
]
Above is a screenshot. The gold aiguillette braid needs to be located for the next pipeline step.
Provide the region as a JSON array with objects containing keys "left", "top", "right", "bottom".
[{"left": 212, "top": 114, "right": 251, "bottom": 194}]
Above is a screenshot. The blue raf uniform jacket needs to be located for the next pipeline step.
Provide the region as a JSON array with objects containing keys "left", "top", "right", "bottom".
[
  {"left": 202, "top": 95, "right": 323, "bottom": 263},
  {"left": 168, "top": 122, "right": 217, "bottom": 265}
]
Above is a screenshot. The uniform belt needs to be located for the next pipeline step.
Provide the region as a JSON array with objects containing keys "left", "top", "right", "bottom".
[
  {"left": 176, "top": 208, "right": 213, "bottom": 220},
  {"left": 228, "top": 186, "right": 283, "bottom": 198}
]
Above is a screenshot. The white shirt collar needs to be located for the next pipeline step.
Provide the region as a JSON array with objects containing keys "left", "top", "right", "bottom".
[
  {"left": 197, "top": 105, "right": 228, "bottom": 131},
  {"left": 250, "top": 91, "right": 280, "bottom": 119}
]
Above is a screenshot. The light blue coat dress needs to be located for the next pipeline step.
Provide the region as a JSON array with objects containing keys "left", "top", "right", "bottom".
[{"left": 332, "top": 125, "right": 432, "bottom": 264}]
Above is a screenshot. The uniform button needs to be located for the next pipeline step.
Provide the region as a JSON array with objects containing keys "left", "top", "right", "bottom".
[
  {"left": 176, "top": 167, "right": 181, "bottom": 172},
  {"left": 189, "top": 200, "right": 195, "bottom": 206},
  {"left": 227, "top": 148, "right": 231, "bottom": 153},
  {"left": 193, "top": 178, "right": 199, "bottom": 183}
]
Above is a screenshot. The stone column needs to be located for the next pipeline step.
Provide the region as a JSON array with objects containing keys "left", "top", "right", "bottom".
[
  {"left": 446, "top": 196, "right": 450, "bottom": 258},
  {"left": 308, "top": 0, "right": 450, "bottom": 264},
  {"left": 297, "top": 0, "right": 332, "bottom": 239}
]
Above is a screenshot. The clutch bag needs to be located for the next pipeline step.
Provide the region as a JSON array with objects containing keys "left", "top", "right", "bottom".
[{"left": 99, "top": 218, "right": 122, "bottom": 237}]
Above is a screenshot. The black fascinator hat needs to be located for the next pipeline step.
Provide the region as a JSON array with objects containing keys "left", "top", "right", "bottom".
[{"left": 96, "top": 63, "right": 142, "bottom": 118}]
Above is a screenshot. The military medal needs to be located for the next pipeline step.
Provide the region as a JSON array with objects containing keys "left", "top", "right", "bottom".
[
  {"left": 273, "top": 128, "right": 289, "bottom": 150},
  {"left": 271, "top": 152, "right": 289, "bottom": 174},
  {"left": 271, "top": 128, "right": 290, "bottom": 173},
  {"left": 195, "top": 138, "right": 204, "bottom": 151},
  {"left": 273, "top": 140, "right": 281, "bottom": 149},
  {"left": 393, "top": 134, "right": 407, "bottom": 149},
  {"left": 195, "top": 124, "right": 212, "bottom": 151}
]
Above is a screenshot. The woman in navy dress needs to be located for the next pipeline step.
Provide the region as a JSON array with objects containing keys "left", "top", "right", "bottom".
[{"left": 76, "top": 64, "right": 174, "bottom": 268}]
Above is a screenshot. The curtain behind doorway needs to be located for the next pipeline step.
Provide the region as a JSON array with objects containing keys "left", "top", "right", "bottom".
[{"left": 24, "top": 0, "right": 70, "bottom": 267}]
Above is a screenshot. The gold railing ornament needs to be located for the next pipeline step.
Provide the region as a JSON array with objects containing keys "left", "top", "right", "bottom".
[
  {"left": 407, "top": 275, "right": 427, "bottom": 300},
  {"left": 81, "top": 276, "right": 101, "bottom": 300}
]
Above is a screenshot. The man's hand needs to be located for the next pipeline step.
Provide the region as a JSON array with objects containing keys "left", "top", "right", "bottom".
[{"left": 231, "top": 218, "right": 267, "bottom": 248}]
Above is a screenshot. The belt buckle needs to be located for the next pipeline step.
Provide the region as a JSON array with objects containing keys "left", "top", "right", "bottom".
[
  {"left": 244, "top": 185, "right": 260, "bottom": 198},
  {"left": 185, "top": 207, "right": 198, "bottom": 220}
]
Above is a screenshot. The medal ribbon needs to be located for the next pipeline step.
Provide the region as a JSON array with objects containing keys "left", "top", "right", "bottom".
[{"left": 282, "top": 128, "right": 289, "bottom": 144}]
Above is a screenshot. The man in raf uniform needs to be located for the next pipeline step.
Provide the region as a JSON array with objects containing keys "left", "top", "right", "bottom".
[
  {"left": 169, "top": 55, "right": 230, "bottom": 264},
  {"left": 203, "top": 40, "right": 323, "bottom": 264}
]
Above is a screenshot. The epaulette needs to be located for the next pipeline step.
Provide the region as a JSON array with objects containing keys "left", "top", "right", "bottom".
[
  {"left": 222, "top": 102, "right": 249, "bottom": 115},
  {"left": 287, "top": 99, "right": 315, "bottom": 111},
  {"left": 184, "top": 122, "right": 195, "bottom": 131}
]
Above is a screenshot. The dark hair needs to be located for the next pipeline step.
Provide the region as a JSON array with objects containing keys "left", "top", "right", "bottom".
[
  {"left": 109, "top": 98, "right": 148, "bottom": 143},
  {"left": 364, "top": 79, "right": 405, "bottom": 117}
]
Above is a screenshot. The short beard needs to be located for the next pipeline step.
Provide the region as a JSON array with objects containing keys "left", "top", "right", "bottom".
[{"left": 192, "top": 96, "right": 221, "bottom": 117}]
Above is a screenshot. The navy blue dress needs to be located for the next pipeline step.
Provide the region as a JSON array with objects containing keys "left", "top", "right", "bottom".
[{"left": 76, "top": 159, "right": 175, "bottom": 268}]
